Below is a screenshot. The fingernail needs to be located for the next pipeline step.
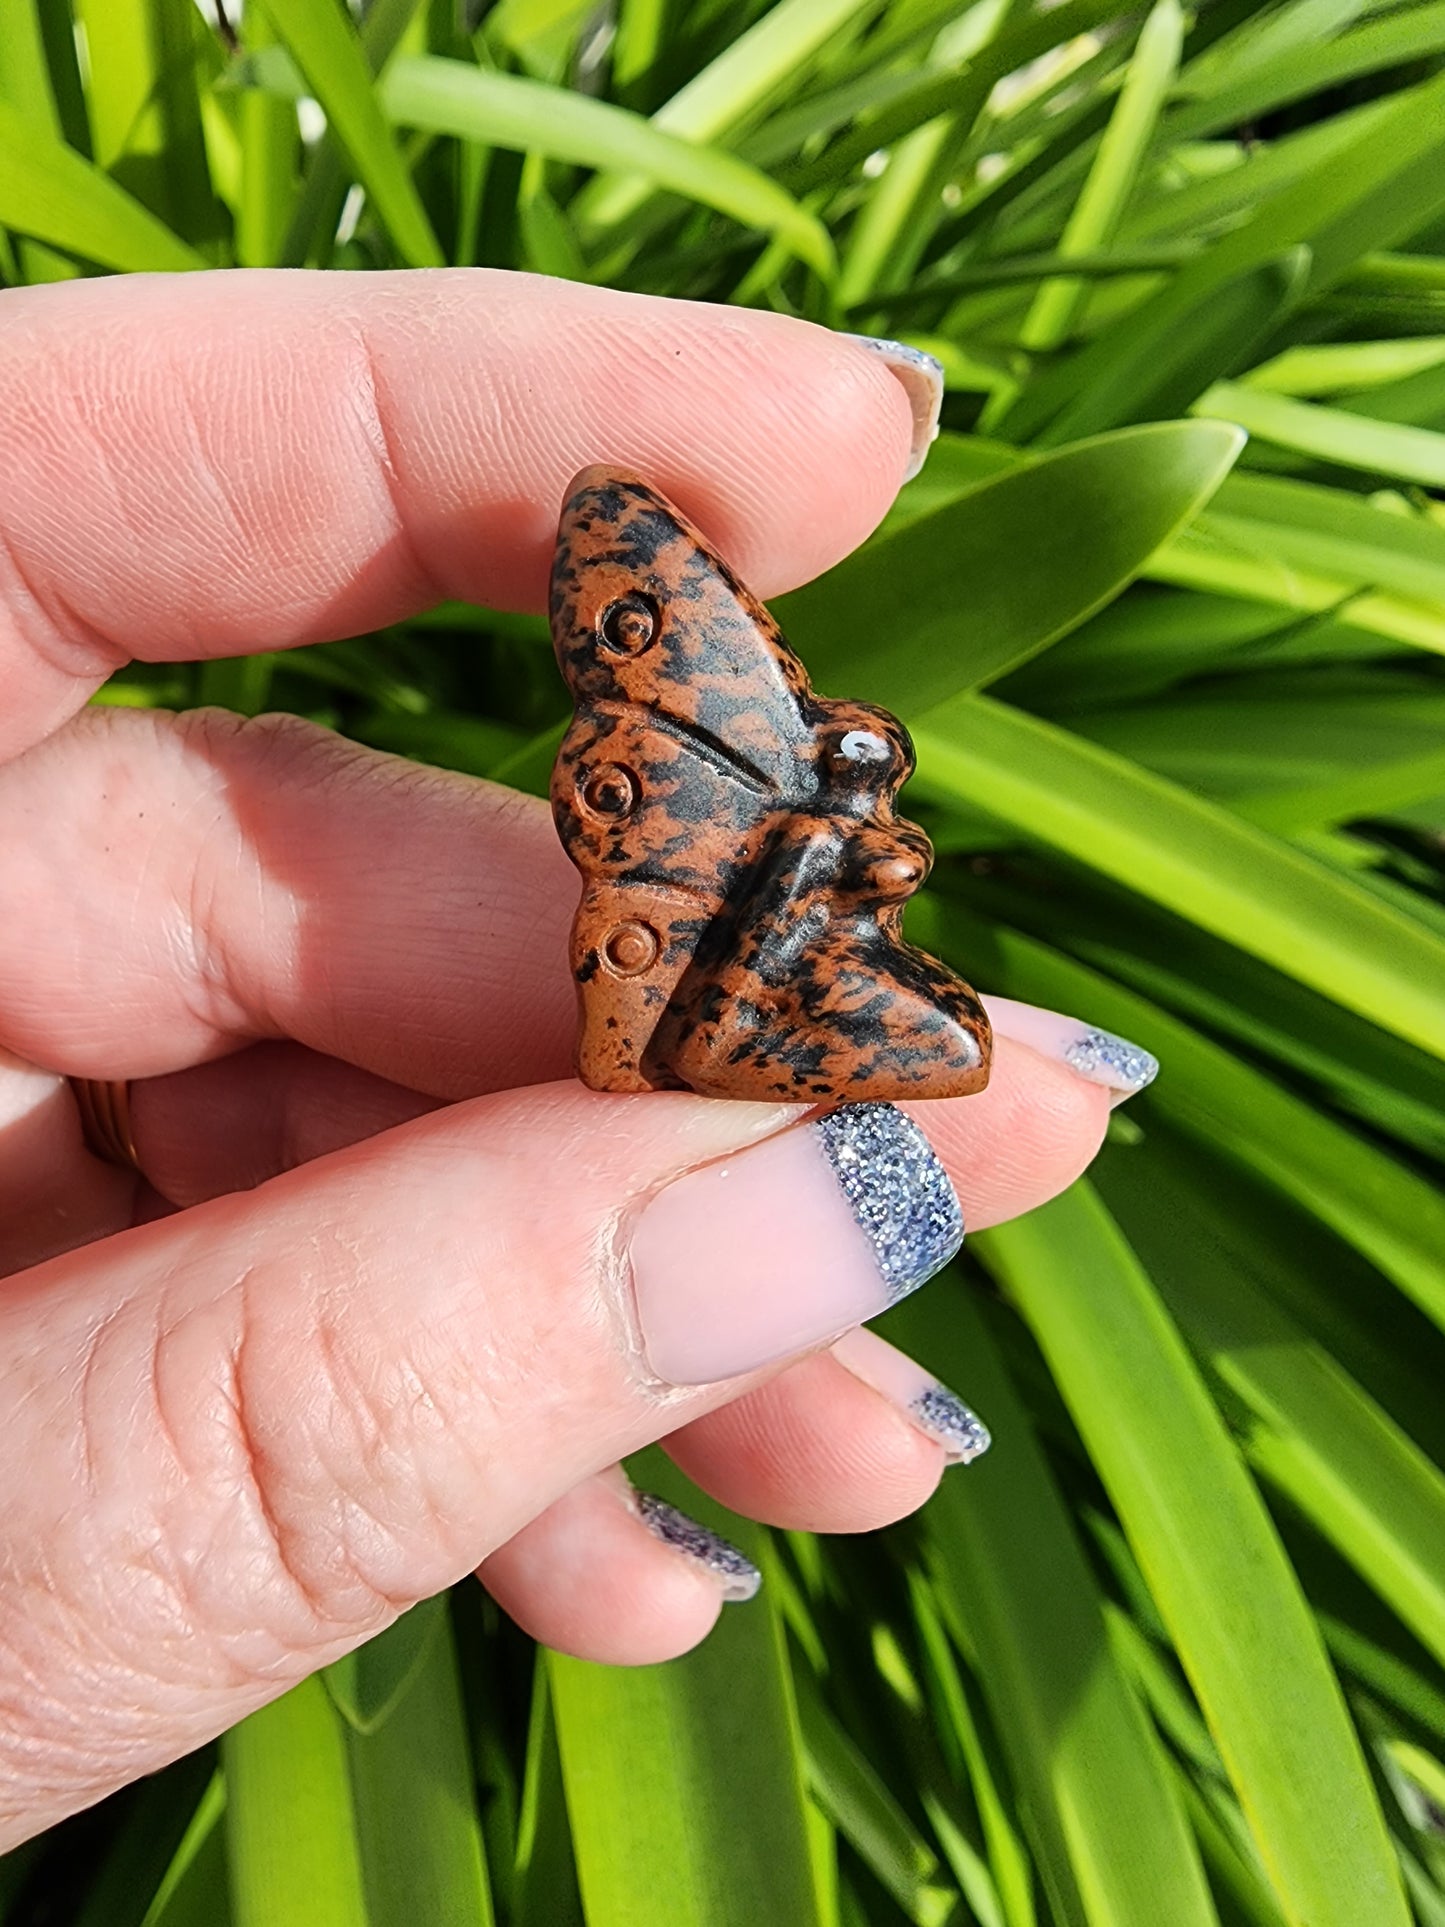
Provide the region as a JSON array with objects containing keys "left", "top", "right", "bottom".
[
  {"left": 830, "top": 1327, "right": 991, "bottom": 1466},
  {"left": 634, "top": 1494, "right": 761, "bottom": 1602},
  {"left": 983, "top": 994, "right": 1158, "bottom": 1104},
  {"left": 841, "top": 334, "right": 944, "bottom": 481},
  {"left": 630, "top": 1101, "right": 963, "bottom": 1386}
]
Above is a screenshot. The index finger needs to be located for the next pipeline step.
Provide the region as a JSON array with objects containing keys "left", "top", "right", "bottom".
[{"left": 0, "top": 269, "right": 923, "bottom": 759}]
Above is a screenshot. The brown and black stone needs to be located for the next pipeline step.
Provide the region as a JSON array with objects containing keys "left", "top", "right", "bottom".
[{"left": 548, "top": 466, "right": 991, "bottom": 1102}]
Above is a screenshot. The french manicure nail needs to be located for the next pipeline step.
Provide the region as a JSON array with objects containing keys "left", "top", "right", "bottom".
[
  {"left": 841, "top": 334, "right": 944, "bottom": 481},
  {"left": 630, "top": 1101, "right": 963, "bottom": 1386},
  {"left": 830, "top": 1327, "right": 991, "bottom": 1466},
  {"left": 983, "top": 994, "right": 1158, "bottom": 1103},
  {"left": 634, "top": 1493, "right": 761, "bottom": 1602}
]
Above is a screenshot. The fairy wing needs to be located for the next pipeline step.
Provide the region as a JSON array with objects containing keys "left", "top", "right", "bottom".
[{"left": 549, "top": 469, "right": 813, "bottom": 1091}]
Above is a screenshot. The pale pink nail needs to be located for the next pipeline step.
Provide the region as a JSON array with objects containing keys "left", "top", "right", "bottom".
[
  {"left": 630, "top": 1103, "right": 962, "bottom": 1386},
  {"left": 982, "top": 994, "right": 1158, "bottom": 1103},
  {"left": 831, "top": 1327, "right": 990, "bottom": 1465}
]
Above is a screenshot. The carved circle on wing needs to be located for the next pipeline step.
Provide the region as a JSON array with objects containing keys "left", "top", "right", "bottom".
[
  {"left": 598, "top": 594, "right": 659, "bottom": 655},
  {"left": 600, "top": 920, "right": 660, "bottom": 976},
  {"left": 580, "top": 762, "right": 639, "bottom": 818}
]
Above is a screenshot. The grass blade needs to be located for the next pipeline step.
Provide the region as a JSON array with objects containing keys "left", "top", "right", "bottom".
[
  {"left": 381, "top": 56, "right": 834, "bottom": 277},
  {"left": 1197, "top": 381, "right": 1445, "bottom": 487},
  {"left": 911, "top": 692, "right": 1445, "bottom": 1060},
  {"left": 887, "top": 1284, "right": 1219, "bottom": 1927},
  {"left": 0, "top": 101, "right": 203, "bottom": 270},
  {"left": 977, "top": 1183, "right": 1412, "bottom": 1927},
  {"left": 344, "top": 1607, "right": 496, "bottom": 1927},
  {"left": 919, "top": 914, "right": 1445, "bottom": 1331},
  {"left": 252, "top": 0, "right": 444, "bottom": 268},
  {"left": 578, "top": 0, "right": 876, "bottom": 232},
  {"left": 550, "top": 1453, "right": 826, "bottom": 1927},
  {"left": 1020, "top": 0, "right": 1184, "bottom": 351},
  {"left": 1097, "top": 1142, "right": 1445, "bottom": 1669},
  {"left": 222, "top": 1678, "right": 369, "bottom": 1927}
]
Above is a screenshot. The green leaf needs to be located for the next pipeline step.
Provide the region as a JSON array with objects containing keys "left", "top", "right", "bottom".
[
  {"left": 345, "top": 1606, "right": 496, "bottom": 1927},
  {"left": 887, "top": 1285, "right": 1218, "bottom": 1927},
  {"left": 1167, "top": 0, "right": 1445, "bottom": 143},
  {"left": 323, "top": 1595, "right": 446, "bottom": 1736},
  {"left": 73, "top": 0, "right": 220, "bottom": 245},
  {"left": 1243, "top": 337, "right": 1445, "bottom": 397},
  {"left": 550, "top": 1455, "right": 826, "bottom": 1927},
  {"left": 1007, "top": 64, "right": 1445, "bottom": 441},
  {"left": 977, "top": 1183, "right": 1411, "bottom": 1927},
  {"left": 931, "top": 919, "right": 1445, "bottom": 1334},
  {"left": 515, "top": 1663, "right": 585, "bottom": 1927},
  {"left": 1197, "top": 381, "right": 1445, "bottom": 488},
  {"left": 1020, "top": 0, "right": 1185, "bottom": 351},
  {"left": 1097, "top": 1140, "right": 1445, "bottom": 1670},
  {"left": 251, "top": 0, "right": 444, "bottom": 268},
  {"left": 911, "top": 692, "right": 1445, "bottom": 1061},
  {"left": 0, "top": 100, "right": 203, "bottom": 270},
  {"left": 381, "top": 56, "right": 834, "bottom": 277},
  {"left": 143, "top": 1775, "right": 232, "bottom": 1927},
  {"left": 578, "top": 0, "right": 877, "bottom": 232},
  {"left": 222, "top": 1677, "right": 369, "bottom": 1927},
  {"left": 775, "top": 422, "right": 1243, "bottom": 711},
  {"left": 1007, "top": 251, "right": 1311, "bottom": 443},
  {"left": 793, "top": 1661, "right": 960, "bottom": 1927}
]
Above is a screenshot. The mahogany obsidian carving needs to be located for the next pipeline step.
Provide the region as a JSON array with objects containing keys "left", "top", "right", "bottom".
[{"left": 548, "top": 468, "right": 992, "bottom": 1102}]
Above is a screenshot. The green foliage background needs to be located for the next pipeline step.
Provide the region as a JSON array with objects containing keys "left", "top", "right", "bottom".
[{"left": 3, "top": 0, "right": 1445, "bottom": 1922}]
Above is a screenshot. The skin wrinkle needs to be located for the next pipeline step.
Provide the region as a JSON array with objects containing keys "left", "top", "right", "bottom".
[
  {"left": 227, "top": 1253, "right": 401, "bottom": 1640},
  {"left": 345, "top": 322, "right": 438, "bottom": 613}
]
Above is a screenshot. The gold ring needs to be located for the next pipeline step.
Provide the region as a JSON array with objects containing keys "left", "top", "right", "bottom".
[{"left": 70, "top": 1077, "right": 142, "bottom": 1173}]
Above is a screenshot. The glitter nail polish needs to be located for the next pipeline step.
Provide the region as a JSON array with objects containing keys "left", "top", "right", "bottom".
[{"left": 635, "top": 1495, "right": 761, "bottom": 1602}]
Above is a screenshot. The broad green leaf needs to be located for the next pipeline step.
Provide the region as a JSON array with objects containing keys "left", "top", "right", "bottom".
[
  {"left": 222, "top": 1678, "right": 368, "bottom": 1927},
  {"left": 550, "top": 1454, "right": 825, "bottom": 1927},
  {"left": 925, "top": 919, "right": 1445, "bottom": 1332},
  {"left": 774, "top": 422, "right": 1243, "bottom": 710},
  {"left": 345, "top": 1607, "right": 495, "bottom": 1927},
  {"left": 381, "top": 56, "right": 834, "bottom": 276},
  {"left": 0, "top": 101, "right": 203, "bottom": 270},
  {"left": 912, "top": 692, "right": 1445, "bottom": 1061},
  {"left": 978, "top": 1183, "right": 1411, "bottom": 1927},
  {"left": 251, "top": 0, "right": 444, "bottom": 268},
  {"left": 1098, "top": 1142, "right": 1445, "bottom": 1667},
  {"left": 1197, "top": 381, "right": 1445, "bottom": 487},
  {"left": 888, "top": 1285, "right": 1219, "bottom": 1927},
  {"left": 1062, "top": 686, "right": 1445, "bottom": 801}
]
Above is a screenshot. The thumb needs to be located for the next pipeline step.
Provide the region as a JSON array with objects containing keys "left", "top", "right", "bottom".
[{"left": 0, "top": 1082, "right": 960, "bottom": 1843}]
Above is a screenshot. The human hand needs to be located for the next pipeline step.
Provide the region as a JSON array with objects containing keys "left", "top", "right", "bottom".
[{"left": 0, "top": 270, "right": 1150, "bottom": 1845}]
